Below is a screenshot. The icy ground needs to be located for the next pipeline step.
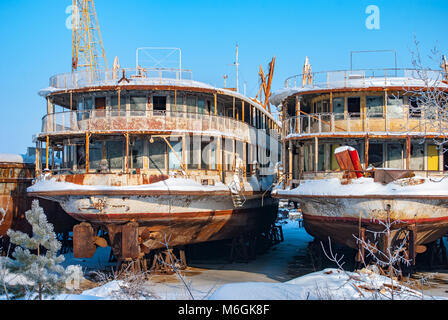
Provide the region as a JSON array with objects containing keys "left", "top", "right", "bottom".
[{"left": 2, "top": 218, "right": 447, "bottom": 300}]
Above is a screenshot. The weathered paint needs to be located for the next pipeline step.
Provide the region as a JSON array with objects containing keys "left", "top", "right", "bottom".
[
  {"left": 276, "top": 193, "right": 448, "bottom": 250},
  {"left": 33, "top": 189, "right": 278, "bottom": 251}
]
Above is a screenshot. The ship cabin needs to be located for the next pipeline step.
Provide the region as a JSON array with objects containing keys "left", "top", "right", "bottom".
[
  {"left": 36, "top": 68, "right": 281, "bottom": 187},
  {"left": 271, "top": 68, "right": 448, "bottom": 187}
]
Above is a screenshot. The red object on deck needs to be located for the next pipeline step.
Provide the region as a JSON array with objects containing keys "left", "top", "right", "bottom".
[{"left": 348, "top": 149, "right": 363, "bottom": 178}]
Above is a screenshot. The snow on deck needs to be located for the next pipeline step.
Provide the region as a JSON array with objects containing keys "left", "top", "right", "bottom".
[
  {"left": 0, "top": 153, "right": 34, "bottom": 164},
  {"left": 273, "top": 176, "right": 448, "bottom": 197},
  {"left": 27, "top": 175, "right": 274, "bottom": 193},
  {"left": 27, "top": 177, "right": 230, "bottom": 193}
]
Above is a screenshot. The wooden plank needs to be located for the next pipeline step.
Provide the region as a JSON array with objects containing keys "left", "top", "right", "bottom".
[
  {"left": 122, "top": 222, "right": 140, "bottom": 259},
  {"left": 73, "top": 223, "right": 96, "bottom": 258}
]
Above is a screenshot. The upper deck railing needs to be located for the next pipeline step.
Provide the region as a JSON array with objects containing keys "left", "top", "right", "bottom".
[
  {"left": 41, "top": 110, "right": 280, "bottom": 141},
  {"left": 284, "top": 112, "right": 448, "bottom": 138},
  {"left": 49, "top": 67, "right": 195, "bottom": 90},
  {"left": 284, "top": 68, "right": 446, "bottom": 90}
]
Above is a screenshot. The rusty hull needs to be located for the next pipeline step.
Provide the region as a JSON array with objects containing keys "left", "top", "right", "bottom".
[
  {"left": 275, "top": 193, "right": 448, "bottom": 251},
  {"left": 0, "top": 162, "right": 77, "bottom": 239}
]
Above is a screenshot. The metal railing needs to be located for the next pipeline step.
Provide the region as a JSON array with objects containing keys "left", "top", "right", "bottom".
[
  {"left": 284, "top": 68, "right": 446, "bottom": 89},
  {"left": 49, "top": 67, "right": 195, "bottom": 90},
  {"left": 284, "top": 112, "right": 448, "bottom": 137},
  {"left": 41, "top": 110, "right": 281, "bottom": 141}
]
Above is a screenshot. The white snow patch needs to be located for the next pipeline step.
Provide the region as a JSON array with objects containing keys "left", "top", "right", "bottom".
[
  {"left": 209, "top": 268, "right": 444, "bottom": 300},
  {"left": 274, "top": 176, "right": 448, "bottom": 197}
]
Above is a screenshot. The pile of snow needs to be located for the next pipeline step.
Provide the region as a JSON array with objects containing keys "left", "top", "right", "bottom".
[
  {"left": 274, "top": 176, "right": 448, "bottom": 197},
  {"left": 209, "top": 268, "right": 443, "bottom": 300},
  {"left": 50, "top": 267, "right": 445, "bottom": 300}
]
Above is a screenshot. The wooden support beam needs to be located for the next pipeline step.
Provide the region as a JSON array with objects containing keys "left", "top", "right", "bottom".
[
  {"left": 45, "top": 136, "right": 49, "bottom": 170},
  {"left": 406, "top": 136, "right": 411, "bottom": 170},
  {"left": 214, "top": 93, "right": 217, "bottom": 115},
  {"left": 118, "top": 88, "right": 121, "bottom": 113},
  {"left": 35, "top": 143, "right": 40, "bottom": 175},
  {"left": 314, "top": 137, "right": 318, "bottom": 172},
  {"left": 364, "top": 136, "right": 369, "bottom": 171},
  {"left": 125, "top": 133, "right": 129, "bottom": 174},
  {"left": 174, "top": 89, "right": 177, "bottom": 112},
  {"left": 85, "top": 132, "right": 90, "bottom": 173},
  {"left": 288, "top": 141, "right": 293, "bottom": 181},
  {"left": 242, "top": 101, "right": 245, "bottom": 122}
]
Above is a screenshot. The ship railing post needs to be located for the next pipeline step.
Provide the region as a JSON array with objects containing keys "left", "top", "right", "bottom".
[
  {"left": 331, "top": 114, "right": 335, "bottom": 133},
  {"left": 308, "top": 115, "right": 311, "bottom": 134},
  {"left": 318, "top": 114, "right": 322, "bottom": 133},
  {"left": 348, "top": 113, "right": 351, "bottom": 133}
]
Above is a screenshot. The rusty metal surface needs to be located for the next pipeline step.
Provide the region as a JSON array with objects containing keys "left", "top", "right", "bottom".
[
  {"left": 303, "top": 213, "right": 448, "bottom": 251},
  {"left": 0, "top": 163, "right": 77, "bottom": 238},
  {"left": 73, "top": 222, "right": 96, "bottom": 258},
  {"left": 373, "top": 169, "right": 415, "bottom": 185}
]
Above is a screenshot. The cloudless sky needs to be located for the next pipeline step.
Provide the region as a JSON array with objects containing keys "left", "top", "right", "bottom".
[{"left": 0, "top": 0, "right": 447, "bottom": 154}]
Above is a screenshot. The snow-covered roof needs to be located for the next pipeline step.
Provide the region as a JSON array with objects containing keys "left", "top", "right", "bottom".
[
  {"left": 270, "top": 69, "right": 448, "bottom": 106},
  {"left": 38, "top": 68, "right": 280, "bottom": 125}
]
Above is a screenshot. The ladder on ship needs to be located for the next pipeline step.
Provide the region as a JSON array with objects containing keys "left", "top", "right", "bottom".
[{"left": 229, "top": 158, "right": 246, "bottom": 208}]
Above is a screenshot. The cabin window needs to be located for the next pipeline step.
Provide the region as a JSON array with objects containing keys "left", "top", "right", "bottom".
[
  {"left": 223, "top": 138, "right": 234, "bottom": 171},
  {"left": 76, "top": 145, "right": 86, "bottom": 170},
  {"left": 106, "top": 140, "right": 124, "bottom": 170},
  {"left": 148, "top": 138, "right": 166, "bottom": 171},
  {"left": 110, "top": 94, "right": 127, "bottom": 116},
  {"left": 130, "top": 96, "right": 147, "bottom": 115},
  {"left": 206, "top": 100, "right": 212, "bottom": 114},
  {"left": 322, "top": 101, "right": 329, "bottom": 113},
  {"left": 410, "top": 143, "right": 424, "bottom": 170},
  {"left": 197, "top": 98, "right": 205, "bottom": 114},
  {"left": 330, "top": 144, "right": 341, "bottom": 170},
  {"left": 201, "top": 137, "right": 217, "bottom": 170},
  {"left": 186, "top": 96, "right": 197, "bottom": 114},
  {"left": 317, "top": 144, "right": 325, "bottom": 171},
  {"left": 304, "top": 144, "right": 313, "bottom": 172},
  {"left": 368, "top": 143, "right": 384, "bottom": 168},
  {"left": 187, "top": 136, "right": 200, "bottom": 170},
  {"left": 409, "top": 96, "right": 422, "bottom": 118},
  {"left": 170, "top": 95, "right": 184, "bottom": 113},
  {"left": 131, "top": 138, "right": 144, "bottom": 169},
  {"left": 333, "top": 98, "right": 345, "bottom": 120},
  {"left": 89, "top": 142, "right": 103, "bottom": 170},
  {"left": 168, "top": 137, "right": 183, "bottom": 170},
  {"left": 347, "top": 97, "right": 361, "bottom": 118},
  {"left": 386, "top": 143, "right": 403, "bottom": 169},
  {"left": 387, "top": 96, "right": 404, "bottom": 119},
  {"left": 153, "top": 96, "right": 167, "bottom": 113},
  {"left": 366, "top": 96, "right": 383, "bottom": 118}
]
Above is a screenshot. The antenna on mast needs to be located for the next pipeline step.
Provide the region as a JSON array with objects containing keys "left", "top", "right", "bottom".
[
  {"left": 227, "top": 43, "right": 240, "bottom": 92},
  {"left": 72, "top": 0, "right": 108, "bottom": 73}
]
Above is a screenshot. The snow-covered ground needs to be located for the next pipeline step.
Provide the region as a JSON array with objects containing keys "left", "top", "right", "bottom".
[{"left": 2, "top": 218, "right": 447, "bottom": 300}]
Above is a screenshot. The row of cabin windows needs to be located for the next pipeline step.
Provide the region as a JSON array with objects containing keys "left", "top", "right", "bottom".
[
  {"left": 289, "top": 95, "right": 424, "bottom": 119},
  {"left": 301, "top": 142, "right": 441, "bottom": 172},
  {"left": 63, "top": 137, "right": 275, "bottom": 173},
  {"left": 74, "top": 94, "right": 272, "bottom": 130}
]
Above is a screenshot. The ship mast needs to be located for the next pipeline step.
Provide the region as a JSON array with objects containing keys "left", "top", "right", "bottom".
[{"left": 72, "top": 0, "right": 108, "bottom": 73}]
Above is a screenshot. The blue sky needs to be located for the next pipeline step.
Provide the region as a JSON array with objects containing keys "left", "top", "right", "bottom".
[{"left": 0, "top": 0, "right": 447, "bottom": 155}]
